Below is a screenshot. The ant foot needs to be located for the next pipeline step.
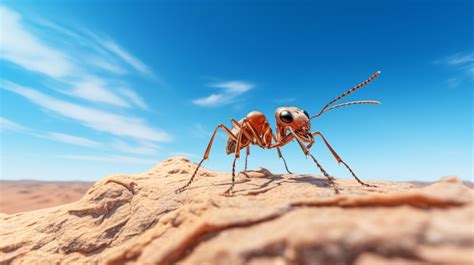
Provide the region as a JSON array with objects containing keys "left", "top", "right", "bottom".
[
  {"left": 175, "top": 186, "right": 187, "bottom": 194},
  {"left": 222, "top": 185, "right": 235, "bottom": 197},
  {"left": 360, "top": 182, "right": 378, "bottom": 188}
]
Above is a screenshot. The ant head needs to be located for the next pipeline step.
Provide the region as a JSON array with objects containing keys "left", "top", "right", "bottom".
[{"left": 275, "top": 106, "right": 311, "bottom": 136}]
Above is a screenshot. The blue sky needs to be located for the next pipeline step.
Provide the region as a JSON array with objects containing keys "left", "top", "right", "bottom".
[{"left": 0, "top": 1, "right": 472, "bottom": 182}]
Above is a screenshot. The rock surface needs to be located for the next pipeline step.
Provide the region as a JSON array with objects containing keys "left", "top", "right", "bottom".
[{"left": 0, "top": 157, "right": 473, "bottom": 265}]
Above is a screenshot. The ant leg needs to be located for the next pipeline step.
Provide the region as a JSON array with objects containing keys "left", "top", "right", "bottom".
[
  {"left": 244, "top": 145, "right": 250, "bottom": 171},
  {"left": 223, "top": 126, "right": 244, "bottom": 196},
  {"left": 239, "top": 121, "right": 293, "bottom": 175},
  {"left": 276, "top": 147, "right": 292, "bottom": 174},
  {"left": 268, "top": 129, "right": 293, "bottom": 174},
  {"left": 311, "top": 131, "right": 376, "bottom": 187},
  {"left": 175, "top": 124, "right": 237, "bottom": 193},
  {"left": 223, "top": 156, "right": 238, "bottom": 196},
  {"left": 288, "top": 128, "right": 339, "bottom": 194}
]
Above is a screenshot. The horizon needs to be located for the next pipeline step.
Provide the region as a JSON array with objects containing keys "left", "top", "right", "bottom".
[{"left": 1, "top": 1, "right": 472, "bottom": 183}]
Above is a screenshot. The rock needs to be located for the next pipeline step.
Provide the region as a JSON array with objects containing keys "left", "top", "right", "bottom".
[{"left": 1, "top": 156, "right": 473, "bottom": 264}]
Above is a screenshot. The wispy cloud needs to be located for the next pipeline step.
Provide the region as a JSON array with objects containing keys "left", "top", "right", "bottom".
[
  {"left": 1, "top": 81, "right": 171, "bottom": 142},
  {"left": 192, "top": 80, "right": 254, "bottom": 107},
  {"left": 118, "top": 87, "right": 149, "bottom": 110},
  {"left": 434, "top": 52, "right": 474, "bottom": 88},
  {"left": 46, "top": 132, "right": 102, "bottom": 148},
  {"left": 0, "top": 6, "right": 74, "bottom": 78},
  {"left": 445, "top": 53, "right": 474, "bottom": 66},
  {"left": 66, "top": 77, "right": 130, "bottom": 107},
  {"left": 435, "top": 52, "right": 474, "bottom": 78},
  {"left": 1, "top": 116, "right": 162, "bottom": 155},
  {"left": 111, "top": 139, "right": 159, "bottom": 155},
  {"left": 210, "top": 81, "right": 254, "bottom": 93},
  {"left": 0, "top": 5, "right": 153, "bottom": 110},
  {"left": 1, "top": 4, "right": 171, "bottom": 157},
  {"left": 98, "top": 39, "right": 151, "bottom": 76},
  {"left": 0, "top": 117, "right": 29, "bottom": 132},
  {"left": 193, "top": 94, "right": 226, "bottom": 107},
  {"left": 1, "top": 116, "right": 101, "bottom": 147},
  {"left": 60, "top": 155, "right": 156, "bottom": 165}
]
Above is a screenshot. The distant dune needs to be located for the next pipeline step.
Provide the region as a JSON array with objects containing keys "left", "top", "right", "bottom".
[
  {"left": 0, "top": 180, "right": 92, "bottom": 214},
  {"left": 0, "top": 157, "right": 472, "bottom": 264}
]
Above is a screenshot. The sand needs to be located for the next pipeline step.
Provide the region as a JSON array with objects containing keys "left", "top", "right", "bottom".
[
  {"left": 0, "top": 180, "right": 92, "bottom": 214},
  {"left": 0, "top": 157, "right": 473, "bottom": 264}
]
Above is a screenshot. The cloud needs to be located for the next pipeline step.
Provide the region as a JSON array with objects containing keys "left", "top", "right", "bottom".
[
  {"left": 60, "top": 154, "right": 155, "bottom": 165},
  {"left": 98, "top": 39, "right": 151, "bottom": 76},
  {"left": 445, "top": 53, "right": 474, "bottom": 65},
  {"left": 111, "top": 140, "right": 159, "bottom": 155},
  {"left": 0, "top": 117, "right": 29, "bottom": 132},
  {"left": 1, "top": 81, "right": 171, "bottom": 142},
  {"left": 66, "top": 77, "right": 130, "bottom": 107},
  {"left": 0, "top": 6, "right": 74, "bottom": 78},
  {"left": 0, "top": 5, "right": 151, "bottom": 110},
  {"left": 46, "top": 132, "right": 102, "bottom": 148},
  {"left": 1, "top": 116, "right": 164, "bottom": 156},
  {"left": 1, "top": 116, "right": 102, "bottom": 147},
  {"left": 192, "top": 94, "right": 226, "bottom": 107},
  {"left": 86, "top": 56, "right": 126, "bottom": 74},
  {"left": 192, "top": 80, "right": 254, "bottom": 107},
  {"left": 118, "top": 88, "right": 149, "bottom": 110},
  {"left": 435, "top": 52, "right": 474, "bottom": 87},
  {"left": 209, "top": 81, "right": 254, "bottom": 93}
]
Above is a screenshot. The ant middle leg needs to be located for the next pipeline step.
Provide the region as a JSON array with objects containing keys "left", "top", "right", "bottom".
[
  {"left": 276, "top": 147, "right": 292, "bottom": 174},
  {"left": 223, "top": 125, "right": 245, "bottom": 196},
  {"left": 244, "top": 145, "right": 250, "bottom": 171}
]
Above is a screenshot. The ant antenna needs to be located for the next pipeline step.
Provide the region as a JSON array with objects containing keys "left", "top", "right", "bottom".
[
  {"left": 310, "top": 71, "right": 381, "bottom": 120},
  {"left": 311, "top": 100, "right": 381, "bottom": 118}
]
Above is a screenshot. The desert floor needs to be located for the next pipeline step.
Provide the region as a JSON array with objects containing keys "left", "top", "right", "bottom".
[
  {"left": 1, "top": 158, "right": 472, "bottom": 264},
  {"left": 0, "top": 180, "right": 93, "bottom": 214}
]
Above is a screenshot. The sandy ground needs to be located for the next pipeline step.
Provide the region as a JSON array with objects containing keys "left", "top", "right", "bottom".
[
  {"left": 0, "top": 180, "right": 92, "bottom": 214},
  {"left": 1, "top": 157, "right": 473, "bottom": 264}
]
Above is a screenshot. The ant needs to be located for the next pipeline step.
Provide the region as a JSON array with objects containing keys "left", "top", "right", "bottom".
[{"left": 176, "top": 71, "right": 382, "bottom": 195}]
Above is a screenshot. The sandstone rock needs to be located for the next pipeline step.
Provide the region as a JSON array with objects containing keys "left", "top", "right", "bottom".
[{"left": 1, "top": 156, "right": 473, "bottom": 264}]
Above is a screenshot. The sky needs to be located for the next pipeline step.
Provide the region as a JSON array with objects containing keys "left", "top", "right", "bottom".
[{"left": 0, "top": 1, "right": 472, "bottom": 182}]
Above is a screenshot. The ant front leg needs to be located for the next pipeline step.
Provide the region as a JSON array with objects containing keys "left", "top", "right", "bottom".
[
  {"left": 287, "top": 128, "right": 339, "bottom": 194},
  {"left": 311, "top": 131, "right": 376, "bottom": 187},
  {"left": 268, "top": 128, "right": 293, "bottom": 174},
  {"left": 175, "top": 124, "right": 237, "bottom": 194}
]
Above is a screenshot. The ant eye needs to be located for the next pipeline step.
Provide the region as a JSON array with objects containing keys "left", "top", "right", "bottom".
[
  {"left": 279, "top": 110, "right": 293, "bottom": 123},
  {"left": 303, "top": 110, "right": 310, "bottom": 118}
]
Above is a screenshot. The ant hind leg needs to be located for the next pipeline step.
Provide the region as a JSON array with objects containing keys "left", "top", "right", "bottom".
[{"left": 175, "top": 124, "right": 237, "bottom": 194}]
